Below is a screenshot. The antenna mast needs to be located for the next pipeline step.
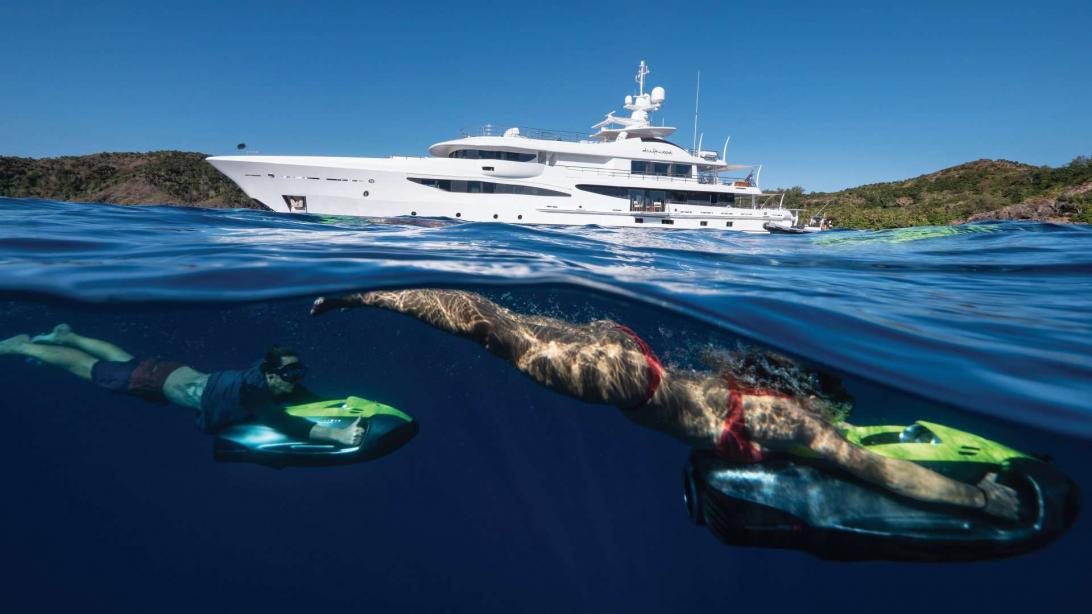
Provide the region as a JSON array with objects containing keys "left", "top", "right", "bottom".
[
  {"left": 692, "top": 70, "right": 700, "bottom": 153},
  {"left": 636, "top": 60, "right": 649, "bottom": 96}
]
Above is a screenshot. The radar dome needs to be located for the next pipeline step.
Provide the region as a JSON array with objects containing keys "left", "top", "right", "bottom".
[
  {"left": 625, "top": 95, "right": 633, "bottom": 105},
  {"left": 650, "top": 86, "right": 665, "bottom": 103}
]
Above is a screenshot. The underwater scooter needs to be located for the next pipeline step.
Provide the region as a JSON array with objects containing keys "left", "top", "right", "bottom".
[
  {"left": 213, "top": 396, "right": 419, "bottom": 468},
  {"left": 683, "top": 421, "right": 1078, "bottom": 561}
]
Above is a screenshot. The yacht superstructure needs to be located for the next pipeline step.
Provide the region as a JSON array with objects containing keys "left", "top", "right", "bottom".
[{"left": 208, "top": 62, "right": 796, "bottom": 231}]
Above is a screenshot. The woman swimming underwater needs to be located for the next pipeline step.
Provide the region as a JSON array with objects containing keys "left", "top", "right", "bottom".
[{"left": 311, "top": 289, "right": 1019, "bottom": 520}]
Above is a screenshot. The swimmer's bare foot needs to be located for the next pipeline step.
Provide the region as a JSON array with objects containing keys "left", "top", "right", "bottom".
[
  {"left": 311, "top": 293, "right": 369, "bottom": 317},
  {"left": 977, "top": 472, "right": 1021, "bottom": 520},
  {"left": 310, "top": 291, "right": 402, "bottom": 316},
  {"left": 0, "top": 334, "right": 31, "bottom": 354},
  {"left": 31, "top": 323, "right": 73, "bottom": 345}
]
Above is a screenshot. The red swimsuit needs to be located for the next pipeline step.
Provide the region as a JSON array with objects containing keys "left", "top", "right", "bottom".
[
  {"left": 613, "top": 325, "right": 663, "bottom": 411},
  {"left": 614, "top": 325, "right": 772, "bottom": 464},
  {"left": 715, "top": 377, "right": 774, "bottom": 463}
]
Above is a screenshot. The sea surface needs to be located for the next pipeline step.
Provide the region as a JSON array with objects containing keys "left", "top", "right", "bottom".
[{"left": 1, "top": 197, "right": 1090, "bottom": 612}]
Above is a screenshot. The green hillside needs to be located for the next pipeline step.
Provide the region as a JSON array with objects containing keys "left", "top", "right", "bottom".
[
  {"left": 779, "top": 157, "right": 1092, "bottom": 228},
  {"left": 0, "top": 151, "right": 259, "bottom": 209}
]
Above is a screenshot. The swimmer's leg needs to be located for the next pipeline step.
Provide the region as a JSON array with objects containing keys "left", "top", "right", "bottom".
[
  {"left": 313, "top": 290, "right": 512, "bottom": 346},
  {"left": 0, "top": 334, "right": 33, "bottom": 356},
  {"left": 744, "top": 395, "right": 1019, "bottom": 519},
  {"left": 315, "top": 289, "right": 533, "bottom": 351},
  {"left": 32, "top": 324, "right": 133, "bottom": 362},
  {"left": 0, "top": 334, "right": 99, "bottom": 380},
  {"left": 313, "top": 289, "right": 657, "bottom": 407}
]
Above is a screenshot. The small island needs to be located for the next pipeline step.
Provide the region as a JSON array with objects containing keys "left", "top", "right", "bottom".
[{"left": 2, "top": 151, "right": 1089, "bottom": 228}]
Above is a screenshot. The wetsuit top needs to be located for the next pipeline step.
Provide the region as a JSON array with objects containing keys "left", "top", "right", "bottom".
[{"left": 197, "top": 362, "right": 318, "bottom": 438}]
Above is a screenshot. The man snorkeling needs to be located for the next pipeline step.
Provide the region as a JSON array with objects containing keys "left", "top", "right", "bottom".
[
  {"left": 0, "top": 325, "right": 363, "bottom": 446},
  {"left": 311, "top": 289, "right": 1019, "bottom": 520}
]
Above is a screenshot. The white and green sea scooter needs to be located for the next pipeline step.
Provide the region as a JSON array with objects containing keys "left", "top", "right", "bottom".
[
  {"left": 684, "top": 421, "right": 1078, "bottom": 561},
  {"left": 213, "top": 396, "right": 418, "bottom": 468}
]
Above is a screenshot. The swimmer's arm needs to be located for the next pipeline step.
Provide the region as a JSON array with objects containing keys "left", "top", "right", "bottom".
[
  {"left": 810, "top": 426, "right": 983, "bottom": 506},
  {"left": 253, "top": 404, "right": 364, "bottom": 446},
  {"left": 253, "top": 404, "right": 318, "bottom": 440},
  {"left": 308, "top": 419, "right": 363, "bottom": 446},
  {"left": 806, "top": 423, "right": 1018, "bottom": 519},
  {"left": 744, "top": 395, "right": 1016, "bottom": 518}
]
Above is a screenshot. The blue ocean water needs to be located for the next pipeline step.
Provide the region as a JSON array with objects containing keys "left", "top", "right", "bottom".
[{"left": 1, "top": 197, "right": 1090, "bottom": 612}]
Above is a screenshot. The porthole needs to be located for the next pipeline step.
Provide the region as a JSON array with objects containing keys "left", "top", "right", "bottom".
[
  {"left": 368, "top": 179, "right": 375, "bottom": 184},
  {"left": 493, "top": 214, "right": 498, "bottom": 219},
  {"left": 517, "top": 215, "right": 523, "bottom": 220},
  {"left": 411, "top": 211, "right": 417, "bottom": 216},
  {"left": 456, "top": 212, "right": 461, "bottom": 218},
  {"left": 362, "top": 191, "right": 370, "bottom": 197}
]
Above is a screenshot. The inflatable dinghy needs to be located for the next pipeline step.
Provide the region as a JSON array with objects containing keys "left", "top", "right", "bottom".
[
  {"left": 763, "top": 221, "right": 821, "bottom": 234},
  {"left": 683, "top": 421, "right": 1078, "bottom": 561},
  {"left": 214, "top": 396, "right": 418, "bottom": 468}
]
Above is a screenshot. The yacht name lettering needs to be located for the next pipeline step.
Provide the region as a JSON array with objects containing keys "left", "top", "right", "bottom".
[{"left": 641, "top": 148, "right": 674, "bottom": 155}]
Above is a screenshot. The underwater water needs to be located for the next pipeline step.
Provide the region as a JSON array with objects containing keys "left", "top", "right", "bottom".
[{"left": 0, "top": 197, "right": 1090, "bottom": 612}]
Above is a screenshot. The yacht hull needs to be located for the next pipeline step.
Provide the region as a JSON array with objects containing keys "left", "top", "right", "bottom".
[{"left": 208, "top": 156, "right": 795, "bottom": 232}]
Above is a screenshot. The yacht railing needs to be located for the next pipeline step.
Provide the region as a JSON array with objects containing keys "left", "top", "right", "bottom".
[
  {"left": 460, "top": 124, "right": 590, "bottom": 142},
  {"left": 627, "top": 192, "right": 786, "bottom": 213},
  {"left": 559, "top": 165, "right": 756, "bottom": 188}
]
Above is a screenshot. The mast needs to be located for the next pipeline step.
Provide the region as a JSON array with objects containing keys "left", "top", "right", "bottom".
[
  {"left": 692, "top": 70, "right": 700, "bottom": 153},
  {"left": 636, "top": 60, "right": 649, "bottom": 96}
]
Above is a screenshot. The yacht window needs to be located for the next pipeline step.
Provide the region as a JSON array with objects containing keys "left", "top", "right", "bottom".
[
  {"left": 639, "top": 137, "right": 684, "bottom": 148},
  {"left": 661, "top": 219, "right": 674, "bottom": 225},
  {"left": 408, "top": 177, "right": 569, "bottom": 197},
  {"left": 653, "top": 163, "right": 670, "bottom": 176},
  {"left": 631, "top": 161, "right": 648, "bottom": 175},
  {"left": 577, "top": 185, "right": 736, "bottom": 207},
  {"left": 449, "top": 149, "right": 536, "bottom": 162},
  {"left": 672, "top": 164, "right": 691, "bottom": 177}
]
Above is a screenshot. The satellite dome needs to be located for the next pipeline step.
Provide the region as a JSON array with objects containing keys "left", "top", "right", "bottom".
[
  {"left": 650, "top": 86, "right": 665, "bottom": 104},
  {"left": 625, "top": 95, "right": 633, "bottom": 105}
]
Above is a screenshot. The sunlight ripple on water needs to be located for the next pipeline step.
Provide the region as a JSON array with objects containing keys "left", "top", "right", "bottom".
[{"left": 1, "top": 197, "right": 1090, "bottom": 437}]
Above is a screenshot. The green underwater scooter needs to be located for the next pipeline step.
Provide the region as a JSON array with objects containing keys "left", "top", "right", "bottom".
[
  {"left": 683, "top": 421, "right": 1079, "bottom": 561},
  {"left": 213, "top": 396, "right": 419, "bottom": 468}
]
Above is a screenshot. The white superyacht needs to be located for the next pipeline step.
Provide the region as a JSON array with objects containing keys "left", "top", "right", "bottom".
[{"left": 207, "top": 62, "right": 796, "bottom": 231}]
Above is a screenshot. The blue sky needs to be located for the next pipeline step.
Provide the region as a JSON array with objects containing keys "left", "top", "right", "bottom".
[{"left": 2, "top": 0, "right": 1089, "bottom": 191}]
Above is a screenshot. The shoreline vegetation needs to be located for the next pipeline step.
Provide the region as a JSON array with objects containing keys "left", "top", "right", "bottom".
[{"left": 2, "top": 151, "right": 1089, "bottom": 228}]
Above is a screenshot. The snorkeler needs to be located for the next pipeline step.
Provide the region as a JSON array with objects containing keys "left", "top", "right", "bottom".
[
  {"left": 311, "top": 289, "right": 1019, "bottom": 519},
  {"left": 0, "top": 326, "right": 363, "bottom": 446}
]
